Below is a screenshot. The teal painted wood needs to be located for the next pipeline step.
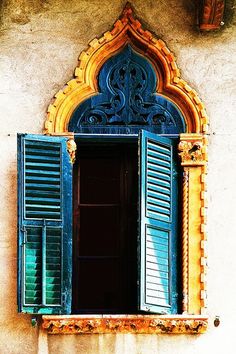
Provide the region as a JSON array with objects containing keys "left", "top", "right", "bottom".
[
  {"left": 138, "top": 130, "right": 179, "bottom": 314},
  {"left": 17, "top": 134, "right": 72, "bottom": 314},
  {"left": 69, "top": 45, "right": 186, "bottom": 135}
]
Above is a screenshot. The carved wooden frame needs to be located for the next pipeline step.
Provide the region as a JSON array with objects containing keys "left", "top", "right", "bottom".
[
  {"left": 43, "top": 4, "right": 208, "bottom": 334},
  {"left": 198, "top": 0, "right": 225, "bottom": 31}
]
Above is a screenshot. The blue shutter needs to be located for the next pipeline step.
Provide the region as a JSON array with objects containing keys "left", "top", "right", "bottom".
[
  {"left": 138, "top": 130, "right": 179, "bottom": 314},
  {"left": 17, "top": 134, "right": 72, "bottom": 314}
]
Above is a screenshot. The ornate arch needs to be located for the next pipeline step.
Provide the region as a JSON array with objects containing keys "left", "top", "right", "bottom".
[{"left": 45, "top": 4, "right": 208, "bottom": 134}]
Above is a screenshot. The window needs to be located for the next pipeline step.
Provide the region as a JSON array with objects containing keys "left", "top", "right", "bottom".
[
  {"left": 17, "top": 5, "right": 208, "bottom": 333},
  {"left": 17, "top": 131, "right": 181, "bottom": 315}
]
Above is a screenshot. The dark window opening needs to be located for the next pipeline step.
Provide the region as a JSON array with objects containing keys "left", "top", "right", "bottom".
[{"left": 73, "top": 143, "right": 138, "bottom": 313}]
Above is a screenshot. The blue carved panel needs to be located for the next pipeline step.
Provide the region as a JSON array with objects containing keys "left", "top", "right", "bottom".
[{"left": 69, "top": 45, "right": 186, "bottom": 134}]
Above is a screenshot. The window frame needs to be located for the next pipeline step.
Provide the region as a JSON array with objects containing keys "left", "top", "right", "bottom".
[
  {"left": 71, "top": 132, "right": 181, "bottom": 315},
  {"left": 40, "top": 4, "right": 208, "bottom": 333}
]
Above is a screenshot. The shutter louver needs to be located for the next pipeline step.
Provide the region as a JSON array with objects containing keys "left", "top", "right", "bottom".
[
  {"left": 18, "top": 134, "right": 72, "bottom": 314},
  {"left": 138, "top": 130, "right": 179, "bottom": 314},
  {"left": 24, "top": 140, "right": 61, "bottom": 220}
]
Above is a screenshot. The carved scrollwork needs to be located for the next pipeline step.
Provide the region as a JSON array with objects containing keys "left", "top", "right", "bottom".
[
  {"left": 178, "top": 139, "right": 206, "bottom": 166},
  {"left": 66, "top": 138, "right": 77, "bottom": 164},
  {"left": 198, "top": 0, "right": 225, "bottom": 31},
  {"left": 42, "top": 316, "right": 208, "bottom": 334},
  {"left": 69, "top": 45, "right": 185, "bottom": 134}
]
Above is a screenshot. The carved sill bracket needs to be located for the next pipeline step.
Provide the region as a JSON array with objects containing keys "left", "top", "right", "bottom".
[{"left": 42, "top": 315, "right": 208, "bottom": 335}]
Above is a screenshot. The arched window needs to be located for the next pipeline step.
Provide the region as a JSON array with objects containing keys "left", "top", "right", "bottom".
[{"left": 17, "top": 5, "right": 208, "bottom": 333}]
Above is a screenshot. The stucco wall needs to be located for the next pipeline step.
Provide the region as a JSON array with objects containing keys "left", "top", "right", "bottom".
[{"left": 0, "top": 0, "right": 236, "bottom": 353}]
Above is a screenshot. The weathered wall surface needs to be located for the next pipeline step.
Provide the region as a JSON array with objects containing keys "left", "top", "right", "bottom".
[{"left": 0, "top": 0, "right": 236, "bottom": 353}]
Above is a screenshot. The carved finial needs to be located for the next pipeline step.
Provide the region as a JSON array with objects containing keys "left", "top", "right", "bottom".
[
  {"left": 124, "top": 2, "right": 133, "bottom": 13},
  {"left": 121, "top": 2, "right": 133, "bottom": 21},
  {"left": 67, "top": 138, "right": 77, "bottom": 164}
]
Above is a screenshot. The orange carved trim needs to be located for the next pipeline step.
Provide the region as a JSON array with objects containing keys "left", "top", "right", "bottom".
[
  {"left": 182, "top": 168, "right": 189, "bottom": 313},
  {"left": 198, "top": 0, "right": 225, "bottom": 31},
  {"left": 66, "top": 138, "right": 77, "bottom": 164},
  {"left": 178, "top": 135, "right": 208, "bottom": 166},
  {"left": 178, "top": 134, "right": 208, "bottom": 315},
  {"left": 45, "top": 3, "right": 208, "bottom": 134},
  {"left": 42, "top": 315, "right": 208, "bottom": 335}
]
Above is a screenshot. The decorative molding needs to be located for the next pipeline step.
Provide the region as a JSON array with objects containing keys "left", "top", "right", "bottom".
[
  {"left": 182, "top": 168, "right": 189, "bottom": 313},
  {"left": 178, "top": 133, "right": 208, "bottom": 315},
  {"left": 200, "top": 163, "right": 208, "bottom": 314},
  {"left": 178, "top": 134, "right": 207, "bottom": 166},
  {"left": 45, "top": 3, "right": 208, "bottom": 134},
  {"left": 198, "top": 0, "right": 225, "bottom": 31},
  {"left": 66, "top": 138, "right": 77, "bottom": 164},
  {"left": 69, "top": 45, "right": 186, "bottom": 134},
  {"left": 42, "top": 315, "right": 208, "bottom": 335}
]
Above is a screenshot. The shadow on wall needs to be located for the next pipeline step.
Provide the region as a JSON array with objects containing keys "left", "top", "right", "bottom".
[
  {"left": 0, "top": 147, "right": 35, "bottom": 339},
  {"left": 224, "top": 0, "right": 236, "bottom": 26},
  {"left": 182, "top": 0, "right": 236, "bottom": 30}
]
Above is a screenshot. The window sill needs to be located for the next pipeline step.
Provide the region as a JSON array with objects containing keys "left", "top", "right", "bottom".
[{"left": 42, "top": 314, "right": 208, "bottom": 334}]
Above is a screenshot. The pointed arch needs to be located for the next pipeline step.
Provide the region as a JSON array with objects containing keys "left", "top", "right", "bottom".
[{"left": 45, "top": 4, "right": 208, "bottom": 134}]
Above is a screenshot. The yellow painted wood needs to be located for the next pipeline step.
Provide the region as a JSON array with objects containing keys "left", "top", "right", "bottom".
[
  {"left": 179, "top": 133, "right": 208, "bottom": 315},
  {"left": 188, "top": 166, "right": 203, "bottom": 314}
]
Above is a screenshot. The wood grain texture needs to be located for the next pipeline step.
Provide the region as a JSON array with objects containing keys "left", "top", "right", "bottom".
[{"left": 198, "top": 0, "right": 225, "bottom": 31}]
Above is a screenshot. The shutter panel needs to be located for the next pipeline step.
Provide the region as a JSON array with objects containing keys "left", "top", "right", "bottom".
[
  {"left": 138, "top": 130, "right": 179, "bottom": 314},
  {"left": 17, "top": 134, "right": 72, "bottom": 314}
]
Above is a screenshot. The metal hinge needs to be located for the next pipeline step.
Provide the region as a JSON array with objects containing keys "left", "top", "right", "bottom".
[{"left": 21, "top": 226, "right": 27, "bottom": 245}]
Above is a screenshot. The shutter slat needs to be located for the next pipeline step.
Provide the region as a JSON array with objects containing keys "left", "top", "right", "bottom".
[
  {"left": 26, "top": 169, "right": 60, "bottom": 176},
  {"left": 26, "top": 197, "right": 60, "bottom": 205},
  {"left": 147, "top": 176, "right": 170, "bottom": 188},
  {"left": 146, "top": 296, "right": 169, "bottom": 307},
  {"left": 147, "top": 182, "right": 170, "bottom": 195},
  {"left": 147, "top": 170, "right": 171, "bottom": 181},
  {"left": 25, "top": 183, "right": 60, "bottom": 190},
  {"left": 25, "top": 162, "right": 60, "bottom": 170},
  {"left": 147, "top": 150, "right": 171, "bottom": 162},
  {"left": 146, "top": 289, "right": 168, "bottom": 299},
  {"left": 147, "top": 242, "right": 168, "bottom": 252},
  {"left": 26, "top": 176, "right": 60, "bottom": 183},
  {"left": 147, "top": 162, "right": 170, "bottom": 173},
  {"left": 147, "top": 196, "right": 170, "bottom": 208},
  {"left": 147, "top": 141, "right": 171, "bottom": 154},
  {"left": 147, "top": 156, "right": 170, "bottom": 168},
  {"left": 26, "top": 147, "right": 60, "bottom": 156},
  {"left": 147, "top": 189, "right": 170, "bottom": 202},
  {"left": 26, "top": 190, "right": 60, "bottom": 197}
]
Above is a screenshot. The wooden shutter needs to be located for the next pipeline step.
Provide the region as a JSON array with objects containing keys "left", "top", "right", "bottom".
[
  {"left": 138, "top": 130, "right": 179, "bottom": 314},
  {"left": 17, "top": 134, "right": 72, "bottom": 314}
]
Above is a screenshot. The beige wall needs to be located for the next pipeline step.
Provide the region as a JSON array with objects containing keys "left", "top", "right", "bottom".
[{"left": 0, "top": 0, "right": 236, "bottom": 353}]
